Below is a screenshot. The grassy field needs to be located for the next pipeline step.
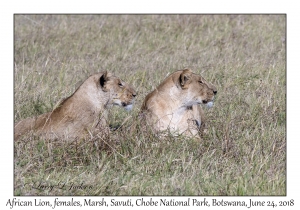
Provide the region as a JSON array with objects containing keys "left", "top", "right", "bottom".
[{"left": 14, "top": 14, "right": 286, "bottom": 196}]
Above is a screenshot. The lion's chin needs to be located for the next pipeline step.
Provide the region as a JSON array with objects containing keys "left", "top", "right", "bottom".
[
  {"left": 124, "top": 104, "right": 133, "bottom": 111},
  {"left": 206, "top": 101, "right": 214, "bottom": 108}
]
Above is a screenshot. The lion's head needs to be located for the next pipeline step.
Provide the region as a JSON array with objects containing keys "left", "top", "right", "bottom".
[
  {"left": 173, "top": 69, "right": 217, "bottom": 108},
  {"left": 99, "top": 71, "right": 137, "bottom": 110}
]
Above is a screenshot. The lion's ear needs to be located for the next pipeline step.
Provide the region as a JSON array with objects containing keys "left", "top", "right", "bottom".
[
  {"left": 179, "top": 69, "right": 192, "bottom": 88},
  {"left": 100, "top": 71, "right": 108, "bottom": 88}
]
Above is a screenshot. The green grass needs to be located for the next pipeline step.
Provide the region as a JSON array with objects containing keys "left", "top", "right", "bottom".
[{"left": 14, "top": 14, "right": 286, "bottom": 195}]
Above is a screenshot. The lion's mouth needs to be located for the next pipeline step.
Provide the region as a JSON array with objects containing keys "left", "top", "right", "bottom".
[
  {"left": 201, "top": 100, "right": 214, "bottom": 108},
  {"left": 121, "top": 102, "right": 133, "bottom": 111},
  {"left": 121, "top": 102, "right": 131, "bottom": 107}
]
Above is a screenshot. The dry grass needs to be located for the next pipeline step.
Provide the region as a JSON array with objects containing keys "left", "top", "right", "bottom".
[{"left": 14, "top": 14, "right": 286, "bottom": 195}]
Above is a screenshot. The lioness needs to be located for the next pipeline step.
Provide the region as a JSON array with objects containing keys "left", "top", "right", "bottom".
[
  {"left": 141, "top": 69, "right": 217, "bottom": 138},
  {"left": 14, "top": 71, "right": 137, "bottom": 140}
]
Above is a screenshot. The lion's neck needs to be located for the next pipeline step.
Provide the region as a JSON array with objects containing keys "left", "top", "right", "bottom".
[
  {"left": 80, "top": 85, "right": 110, "bottom": 111},
  {"left": 51, "top": 87, "right": 109, "bottom": 122},
  {"left": 155, "top": 85, "right": 191, "bottom": 113}
]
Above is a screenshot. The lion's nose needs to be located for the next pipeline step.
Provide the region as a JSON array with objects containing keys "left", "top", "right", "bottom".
[
  {"left": 213, "top": 90, "right": 217, "bottom": 95},
  {"left": 132, "top": 93, "right": 137, "bottom": 97}
]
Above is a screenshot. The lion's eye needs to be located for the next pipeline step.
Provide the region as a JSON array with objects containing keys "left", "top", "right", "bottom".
[
  {"left": 199, "top": 80, "right": 203, "bottom": 84},
  {"left": 118, "top": 83, "right": 123, "bottom": 87}
]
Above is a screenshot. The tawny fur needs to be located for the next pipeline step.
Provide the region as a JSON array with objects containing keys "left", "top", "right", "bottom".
[
  {"left": 14, "top": 71, "right": 137, "bottom": 140},
  {"left": 141, "top": 69, "right": 217, "bottom": 138}
]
